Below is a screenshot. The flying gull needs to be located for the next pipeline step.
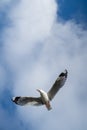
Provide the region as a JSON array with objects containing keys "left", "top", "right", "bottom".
[{"left": 12, "top": 69, "right": 68, "bottom": 110}]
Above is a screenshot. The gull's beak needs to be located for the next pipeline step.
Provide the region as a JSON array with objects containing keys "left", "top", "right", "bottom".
[{"left": 36, "top": 89, "right": 40, "bottom": 93}]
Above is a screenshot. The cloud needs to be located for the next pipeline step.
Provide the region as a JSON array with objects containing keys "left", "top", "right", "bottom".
[
  {"left": 14, "top": 21, "right": 87, "bottom": 130},
  {"left": 0, "top": 0, "right": 12, "bottom": 10},
  {"left": 1, "top": 0, "right": 87, "bottom": 130},
  {"left": 0, "top": 104, "right": 29, "bottom": 130},
  {"left": 0, "top": 64, "right": 7, "bottom": 94},
  {"left": 0, "top": 0, "right": 11, "bottom": 6}
]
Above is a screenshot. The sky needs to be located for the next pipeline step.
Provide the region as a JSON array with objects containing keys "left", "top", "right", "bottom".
[{"left": 0, "top": 0, "right": 87, "bottom": 130}]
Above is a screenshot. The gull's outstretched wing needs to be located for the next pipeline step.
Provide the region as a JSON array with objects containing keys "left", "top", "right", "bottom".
[
  {"left": 47, "top": 69, "right": 68, "bottom": 100},
  {"left": 12, "top": 96, "right": 43, "bottom": 106}
]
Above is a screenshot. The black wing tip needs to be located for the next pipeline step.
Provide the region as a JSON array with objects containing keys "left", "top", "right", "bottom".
[
  {"left": 11, "top": 96, "right": 21, "bottom": 104},
  {"left": 59, "top": 69, "right": 68, "bottom": 78}
]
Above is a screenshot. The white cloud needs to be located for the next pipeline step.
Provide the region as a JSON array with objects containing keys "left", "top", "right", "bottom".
[
  {"left": 1, "top": 0, "right": 87, "bottom": 130},
  {"left": 3, "top": 0, "right": 57, "bottom": 72}
]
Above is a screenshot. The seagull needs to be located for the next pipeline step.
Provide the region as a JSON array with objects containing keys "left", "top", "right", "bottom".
[{"left": 12, "top": 69, "right": 68, "bottom": 110}]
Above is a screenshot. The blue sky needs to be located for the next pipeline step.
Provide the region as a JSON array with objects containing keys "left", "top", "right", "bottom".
[
  {"left": 0, "top": 0, "right": 87, "bottom": 130},
  {"left": 58, "top": 0, "right": 87, "bottom": 25}
]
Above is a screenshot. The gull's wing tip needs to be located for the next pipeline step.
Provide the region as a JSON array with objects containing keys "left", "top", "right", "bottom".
[
  {"left": 11, "top": 96, "right": 21, "bottom": 104},
  {"left": 59, "top": 69, "right": 68, "bottom": 78},
  {"left": 11, "top": 97, "right": 15, "bottom": 102},
  {"left": 64, "top": 69, "right": 68, "bottom": 74}
]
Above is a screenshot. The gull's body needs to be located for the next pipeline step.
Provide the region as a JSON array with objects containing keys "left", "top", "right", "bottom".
[
  {"left": 12, "top": 70, "right": 68, "bottom": 110},
  {"left": 37, "top": 89, "right": 52, "bottom": 110}
]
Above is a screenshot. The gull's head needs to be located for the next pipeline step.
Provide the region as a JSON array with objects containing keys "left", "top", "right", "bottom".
[{"left": 36, "top": 89, "right": 44, "bottom": 94}]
